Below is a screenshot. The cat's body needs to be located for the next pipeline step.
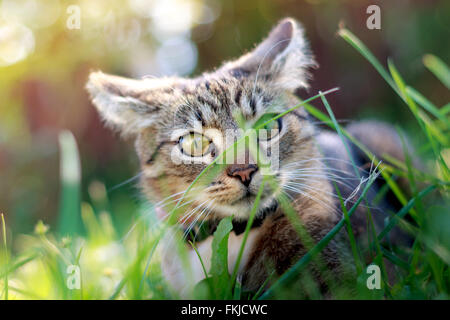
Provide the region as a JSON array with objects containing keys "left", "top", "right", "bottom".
[{"left": 87, "top": 18, "right": 411, "bottom": 297}]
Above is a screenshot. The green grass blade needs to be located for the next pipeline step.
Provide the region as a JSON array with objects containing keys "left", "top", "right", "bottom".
[
  {"left": 320, "top": 93, "right": 360, "bottom": 176},
  {"left": 423, "top": 54, "right": 450, "bottom": 89},
  {"left": 138, "top": 240, "right": 159, "bottom": 295},
  {"left": 230, "top": 178, "right": 266, "bottom": 292},
  {"left": 320, "top": 94, "right": 364, "bottom": 274},
  {"left": 0, "top": 254, "right": 39, "bottom": 279},
  {"left": 108, "top": 278, "right": 127, "bottom": 300},
  {"left": 252, "top": 270, "right": 275, "bottom": 300},
  {"left": 337, "top": 28, "right": 399, "bottom": 95},
  {"left": 58, "top": 131, "right": 82, "bottom": 236},
  {"left": 189, "top": 241, "right": 209, "bottom": 280},
  {"left": 232, "top": 276, "right": 242, "bottom": 300},
  {"left": 190, "top": 240, "right": 214, "bottom": 298},
  {"left": 441, "top": 103, "right": 450, "bottom": 115},
  {"left": 387, "top": 60, "right": 450, "bottom": 177},
  {"left": 388, "top": 61, "right": 448, "bottom": 147},
  {"left": 364, "top": 206, "right": 391, "bottom": 296},
  {"left": 254, "top": 88, "right": 339, "bottom": 131},
  {"left": 376, "top": 185, "right": 436, "bottom": 242},
  {"left": 1, "top": 214, "right": 8, "bottom": 300},
  {"left": 406, "top": 86, "right": 450, "bottom": 126},
  {"left": 380, "top": 247, "right": 409, "bottom": 270},
  {"left": 335, "top": 186, "right": 363, "bottom": 274}
]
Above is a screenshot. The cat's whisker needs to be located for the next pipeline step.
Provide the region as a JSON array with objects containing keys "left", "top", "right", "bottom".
[
  {"left": 156, "top": 196, "right": 197, "bottom": 214},
  {"left": 193, "top": 205, "right": 216, "bottom": 242},
  {"left": 283, "top": 165, "right": 366, "bottom": 175},
  {"left": 284, "top": 181, "right": 373, "bottom": 208},
  {"left": 283, "top": 162, "right": 383, "bottom": 211},
  {"left": 179, "top": 200, "right": 210, "bottom": 225},
  {"left": 281, "top": 170, "right": 360, "bottom": 190},
  {"left": 281, "top": 166, "right": 372, "bottom": 185},
  {"left": 285, "top": 171, "right": 359, "bottom": 182},
  {"left": 283, "top": 166, "right": 369, "bottom": 178},
  {"left": 160, "top": 200, "right": 212, "bottom": 257},
  {"left": 107, "top": 172, "right": 143, "bottom": 193},
  {"left": 286, "top": 174, "right": 358, "bottom": 191},
  {"left": 283, "top": 157, "right": 370, "bottom": 172},
  {"left": 286, "top": 170, "right": 361, "bottom": 179},
  {"left": 283, "top": 185, "right": 339, "bottom": 215},
  {"left": 120, "top": 187, "right": 200, "bottom": 242},
  {"left": 149, "top": 188, "right": 204, "bottom": 223},
  {"left": 136, "top": 199, "right": 199, "bottom": 235},
  {"left": 186, "top": 224, "right": 200, "bottom": 241},
  {"left": 183, "top": 215, "right": 202, "bottom": 240},
  {"left": 183, "top": 201, "right": 214, "bottom": 241},
  {"left": 155, "top": 187, "right": 201, "bottom": 207},
  {"left": 155, "top": 199, "right": 198, "bottom": 223},
  {"left": 182, "top": 201, "right": 210, "bottom": 224},
  {"left": 279, "top": 189, "right": 294, "bottom": 201}
]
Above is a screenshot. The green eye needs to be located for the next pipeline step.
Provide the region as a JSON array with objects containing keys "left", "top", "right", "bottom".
[{"left": 179, "top": 133, "right": 211, "bottom": 157}]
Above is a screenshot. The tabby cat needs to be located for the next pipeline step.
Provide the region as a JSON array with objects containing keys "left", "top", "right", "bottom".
[{"left": 87, "top": 18, "right": 411, "bottom": 298}]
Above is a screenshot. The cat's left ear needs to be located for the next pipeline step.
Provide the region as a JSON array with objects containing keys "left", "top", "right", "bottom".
[
  {"left": 86, "top": 72, "right": 174, "bottom": 136},
  {"left": 225, "top": 18, "right": 317, "bottom": 91}
]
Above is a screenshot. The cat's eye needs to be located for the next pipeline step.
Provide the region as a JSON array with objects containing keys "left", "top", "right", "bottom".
[
  {"left": 257, "top": 118, "right": 282, "bottom": 141},
  {"left": 179, "top": 133, "right": 211, "bottom": 157}
]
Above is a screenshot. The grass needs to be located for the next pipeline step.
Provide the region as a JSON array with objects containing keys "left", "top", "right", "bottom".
[
  {"left": 1, "top": 213, "right": 8, "bottom": 300},
  {"left": 0, "top": 27, "right": 449, "bottom": 300}
]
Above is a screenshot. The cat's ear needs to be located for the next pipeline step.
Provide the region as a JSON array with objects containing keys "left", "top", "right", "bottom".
[
  {"left": 86, "top": 72, "right": 168, "bottom": 136},
  {"left": 226, "top": 18, "right": 317, "bottom": 91}
]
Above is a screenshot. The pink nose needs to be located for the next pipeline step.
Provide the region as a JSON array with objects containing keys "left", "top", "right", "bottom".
[{"left": 226, "top": 164, "right": 258, "bottom": 186}]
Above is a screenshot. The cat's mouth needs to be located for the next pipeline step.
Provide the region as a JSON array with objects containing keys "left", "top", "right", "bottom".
[{"left": 230, "top": 192, "right": 255, "bottom": 205}]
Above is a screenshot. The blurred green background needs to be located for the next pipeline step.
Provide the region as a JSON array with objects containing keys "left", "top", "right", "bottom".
[{"left": 0, "top": 0, "right": 449, "bottom": 237}]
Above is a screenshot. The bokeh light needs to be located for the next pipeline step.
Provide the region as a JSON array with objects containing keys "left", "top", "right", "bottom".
[
  {"left": 0, "top": 22, "right": 34, "bottom": 66},
  {"left": 156, "top": 36, "right": 198, "bottom": 75},
  {"left": 1, "top": 0, "right": 61, "bottom": 29}
]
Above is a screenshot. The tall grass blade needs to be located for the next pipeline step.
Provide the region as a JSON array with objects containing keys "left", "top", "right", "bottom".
[
  {"left": 230, "top": 179, "right": 266, "bottom": 291},
  {"left": 423, "top": 54, "right": 450, "bottom": 89},
  {"left": 58, "top": 131, "right": 82, "bottom": 235},
  {"left": 337, "top": 28, "right": 399, "bottom": 95},
  {"left": 406, "top": 86, "right": 450, "bottom": 126},
  {"left": 376, "top": 185, "right": 436, "bottom": 242},
  {"left": 320, "top": 94, "right": 364, "bottom": 274},
  {"left": 1, "top": 214, "right": 8, "bottom": 300}
]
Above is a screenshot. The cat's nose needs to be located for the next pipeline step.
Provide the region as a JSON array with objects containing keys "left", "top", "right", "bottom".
[{"left": 226, "top": 164, "right": 258, "bottom": 187}]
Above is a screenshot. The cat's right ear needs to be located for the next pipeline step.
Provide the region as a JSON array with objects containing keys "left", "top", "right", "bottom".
[
  {"left": 224, "top": 18, "right": 317, "bottom": 91},
  {"left": 86, "top": 71, "right": 166, "bottom": 136}
]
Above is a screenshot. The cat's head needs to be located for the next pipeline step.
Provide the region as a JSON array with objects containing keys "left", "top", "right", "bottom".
[{"left": 87, "top": 18, "right": 318, "bottom": 223}]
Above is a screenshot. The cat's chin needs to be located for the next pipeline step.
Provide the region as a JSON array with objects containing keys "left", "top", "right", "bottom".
[{"left": 211, "top": 194, "right": 275, "bottom": 221}]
